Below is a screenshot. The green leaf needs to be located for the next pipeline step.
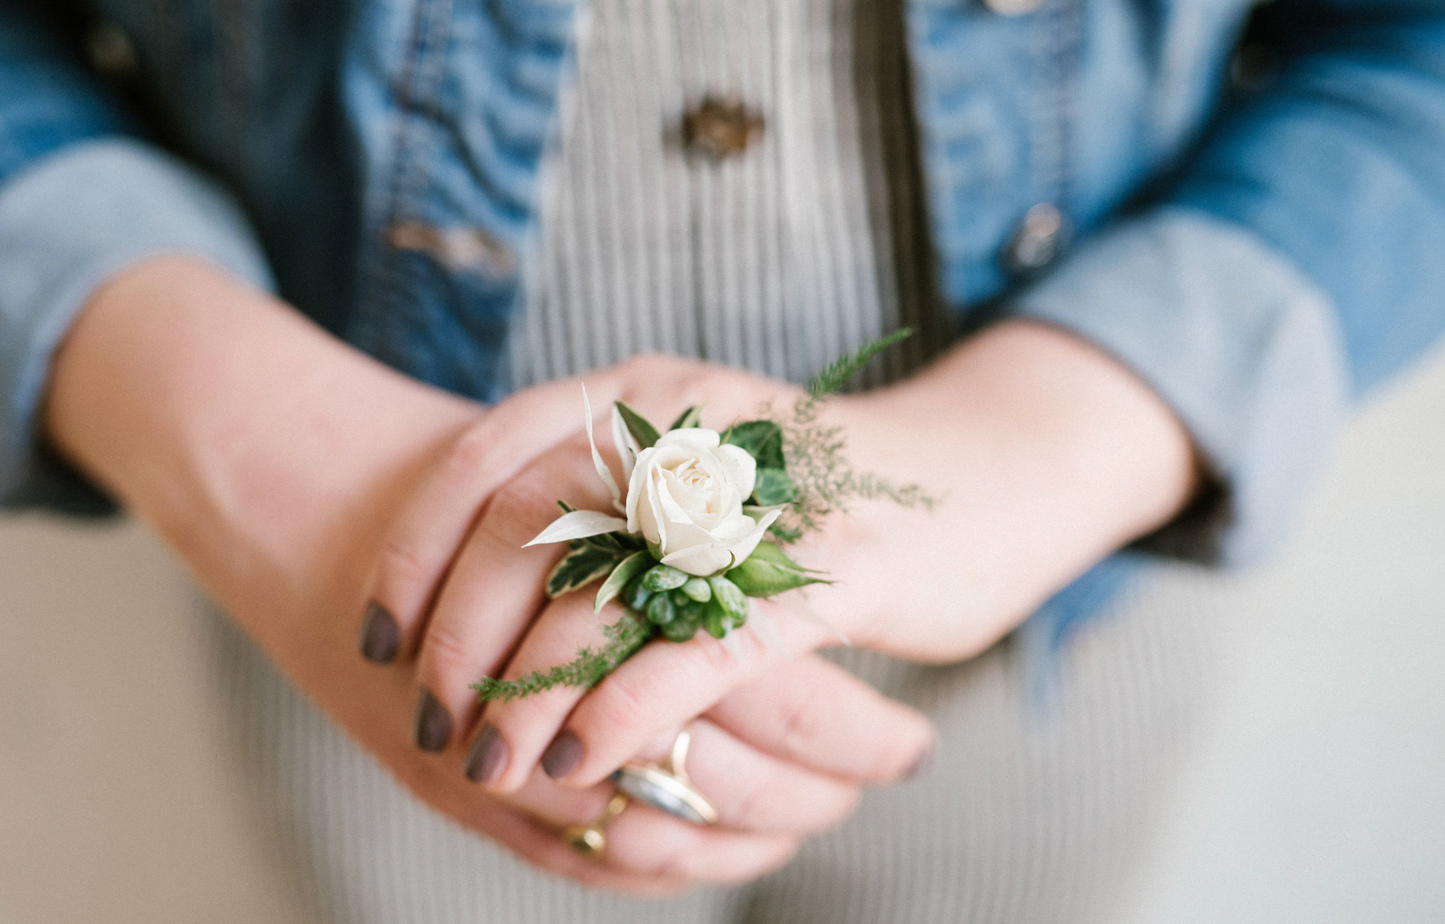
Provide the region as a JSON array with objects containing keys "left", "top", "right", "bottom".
[
  {"left": 807, "top": 328, "right": 913, "bottom": 398},
  {"left": 680, "top": 577, "right": 712, "bottom": 602},
  {"left": 546, "top": 541, "right": 625, "bottom": 598},
  {"left": 768, "top": 522, "right": 803, "bottom": 543},
  {"left": 723, "top": 420, "right": 785, "bottom": 470},
  {"left": 661, "top": 609, "right": 702, "bottom": 642},
  {"left": 748, "top": 539, "right": 827, "bottom": 571},
  {"left": 751, "top": 467, "right": 796, "bottom": 506},
  {"left": 614, "top": 401, "right": 661, "bottom": 449},
  {"left": 708, "top": 576, "right": 749, "bottom": 624},
  {"left": 701, "top": 605, "right": 727, "bottom": 638},
  {"left": 641, "top": 563, "right": 689, "bottom": 592},
  {"left": 726, "top": 542, "right": 830, "bottom": 597},
  {"left": 624, "top": 577, "right": 653, "bottom": 611},
  {"left": 645, "top": 592, "right": 676, "bottom": 625},
  {"left": 594, "top": 550, "right": 653, "bottom": 614},
  {"left": 668, "top": 406, "right": 703, "bottom": 430}
]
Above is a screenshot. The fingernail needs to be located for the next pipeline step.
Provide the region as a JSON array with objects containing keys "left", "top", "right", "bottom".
[
  {"left": 359, "top": 601, "right": 399, "bottom": 663},
  {"left": 904, "top": 743, "right": 934, "bottom": 780},
  {"left": 465, "top": 723, "right": 508, "bottom": 784},
  {"left": 541, "top": 730, "right": 584, "bottom": 780},
  {"left": 413, "top": 687, "right": 454, "bottom": 752}
]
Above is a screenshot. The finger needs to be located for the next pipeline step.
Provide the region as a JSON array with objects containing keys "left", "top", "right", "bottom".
[
  {"left": 435, "top": 744, "right": 804, "bottom": 889},
  {"left": 535, "top": 598, "right": 830, "bottom": 788},
  {"left": 411, "top": 431, "right": 612, "bottom": 752},
  {"left": 462, "top": 591, "right": 617, "bottom": 790},
  {"left": 450, "top": 790, "right": 689, "bottom": 894},
  {"left": 706, "top": 654, "right": 935, "bottom": 784},
  {"left": 459, "top": 751, "right": 810, "bottom": 888},
  {"left": 656, "top": 717, "right": 861, "bottom": 834},
  {"left": 360, "top": 374, "right": 620, "bottom": 666},
  {"left": 600, "top": 807, "right": 800, "bottom": 885}
]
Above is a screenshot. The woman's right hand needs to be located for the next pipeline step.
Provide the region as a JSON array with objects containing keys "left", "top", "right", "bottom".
[{"left": 42, "top": 256, "right": 933, "bottom": 891}]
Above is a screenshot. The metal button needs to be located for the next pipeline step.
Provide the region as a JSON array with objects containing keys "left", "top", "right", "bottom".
[
  {"left": 1002, "top": 203, "right": 1069, "bottom": 275},
  {"left": 683, "top": 97, "right": 764, "bottom": 160},
  {"left": 982, "top": 0, "right": 1047, "bottom": 16},
  {"left": 84, "top": 21, "right": 140, "bottom": 81}
]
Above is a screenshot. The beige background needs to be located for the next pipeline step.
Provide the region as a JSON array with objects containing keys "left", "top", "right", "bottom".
[{"left": 3, "top": 347, "right": 1444, "bottom": 923}]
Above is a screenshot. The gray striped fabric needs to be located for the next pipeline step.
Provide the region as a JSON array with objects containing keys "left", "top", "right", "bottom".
[
  {"left": 505, "top": 0, "right": 943, "bottom": 392},
  {"left": 205, "top": 0, "right": 1222, "bottom": 920},
  {"left": 209, "top": 564, "right": 1218, "bottom": 924}
]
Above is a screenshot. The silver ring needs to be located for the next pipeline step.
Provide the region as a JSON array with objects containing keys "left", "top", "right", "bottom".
[{"left": 610, "top": 728, "right": 719, "bottom": 825}]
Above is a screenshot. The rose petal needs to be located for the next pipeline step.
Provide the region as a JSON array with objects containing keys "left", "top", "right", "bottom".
[
  {"left": 720, "top": 508, "right": 782, "bottom": 565},
  {"left": 644, "top": 465, "right": 666, "bottom": 547},
  {"left": 659, "top": 543, "right": 733, "bottom": 577},
  {"left": 611, "top": 404, "right": 637, "bottom": 484},
  {"left": 715, "top": 444, "right": 758, "bottom": 499},
  {"left": 522, "top": 509, "right": 630, "bottom": 547},
  {"left": 656, "top": 428, "right": 721, "bottom": 451},
  {"left": 582, "top": 384, "right": 624, "bottom": 513},
  {"left": 626, "top": 445, "right": 656, "bottom": 534}
]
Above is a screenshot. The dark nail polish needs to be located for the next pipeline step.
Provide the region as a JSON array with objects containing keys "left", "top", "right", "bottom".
[
  {"left": 413, "top": 687, "right": 454, "bottom": 753},
  {"left": 465, "top": 723, "right": 508, "bottom": 784},
  {"left": 359, "top": 601, "right": 400, "bottom": 663},
  {"left": 541, "top": 730, "right": 584, "bottom": 780},
  {"left": 904, "top": 743, "right": 935, "bottom": 780}
]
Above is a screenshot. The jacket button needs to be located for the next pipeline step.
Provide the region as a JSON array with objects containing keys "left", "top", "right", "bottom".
[
  {"left": 1002, "top": 203, "right": 1069, "bottom": 275},
  {"left": 84, "top": 20, "right": 140, "bottom": 81},
  {"left": 388, "top": 220, "right": 515, "bottom": 278},
  {"left": 982, "top": 0, "right": 1047, "bottom": 15},
  {"left": 683, "top": 97, "right": 764, "bottom": 160}
]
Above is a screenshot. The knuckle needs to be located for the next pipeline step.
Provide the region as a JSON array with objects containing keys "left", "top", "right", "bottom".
[
  {"left": 442, "top": 425, "right": 495, "bottom": 479},
  {"left": 420, "top": 620, "right": 474, "bottom": 680},
  {"left": 594, "top": 674, "right": 651, "bottom": 740},
  {"left": 725, "top": 774, "right": 774, "bottom": 829},
  {"left": 478, "top": 477, "right": 556, "bottom": 549},
  {"left": 775, "top": 685, "right": 828, "bottom": 756},
  {"left": 694, "top": 626, "right": 766, "bottom": 679},
  {"left": 377, "top": 536, "right": 432, "bottom": 591}
]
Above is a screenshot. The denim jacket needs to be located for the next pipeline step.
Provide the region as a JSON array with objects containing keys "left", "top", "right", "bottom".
[{"left": 3, "top": 0, "right": 1444, "bottom": 622}]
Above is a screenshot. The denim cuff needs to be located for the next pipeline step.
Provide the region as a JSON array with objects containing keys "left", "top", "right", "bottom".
[
  {"left": 1011, "top": 207, "right": 1348, "bottom": 565},
  {"left": 0, "top": 138, "right": 273, "bottom": 513}
]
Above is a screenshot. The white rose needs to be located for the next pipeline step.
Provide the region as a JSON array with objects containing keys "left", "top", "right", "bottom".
[{"left": 625, "top": 428, "right": 782, "bottom": 577}]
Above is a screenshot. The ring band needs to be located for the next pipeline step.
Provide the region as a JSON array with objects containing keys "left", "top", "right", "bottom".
[
  {"left": 610, "top": 728, "right": 719, "bottom": 826},
  {"left": 561, "top": 792, "right": 629, "bottom": 858}
]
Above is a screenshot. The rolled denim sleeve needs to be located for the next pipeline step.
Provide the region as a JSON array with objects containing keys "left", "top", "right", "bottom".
[
  {"left": 1014, "top": 3, "right": 1445, "bottom": 565},
  {"left": 1014, "top": 208, "right": 1348, "bottom": 564},
  {"left": 1, "top": 1, "right": 271, "bottom": 513},
  {"left": 0, "top": 140, "right": 273, "bottom": 513}
]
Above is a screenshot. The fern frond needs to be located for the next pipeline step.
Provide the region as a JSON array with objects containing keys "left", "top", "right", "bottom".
[{"left": 806, "top": 328, "right": 912, "bottom": 398}]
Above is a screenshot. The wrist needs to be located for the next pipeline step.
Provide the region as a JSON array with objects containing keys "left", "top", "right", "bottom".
[
  {"left": 44, "top": 256, "right": 477, "bottom": 645},
  {"left": 835, "top": 320, "right": 1199, "bottom": 657}
]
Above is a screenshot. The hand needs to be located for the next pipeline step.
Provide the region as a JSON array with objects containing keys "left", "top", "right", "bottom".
[
  {"left": 43, "top": 257, "right": 933, "bottom": 891},
  {"left": 367, "top": 355, "right": 934, "bottom": 884},
  {"left": 448, "top": 326, "right": 1198, "bottom": 798}
]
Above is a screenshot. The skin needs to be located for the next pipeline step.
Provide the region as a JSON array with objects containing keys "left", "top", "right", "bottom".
[{"left": 44, "top": 255, "right": 1197, "bottom": 891}]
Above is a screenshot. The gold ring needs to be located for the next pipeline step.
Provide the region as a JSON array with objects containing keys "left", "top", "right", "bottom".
[
  {"left": 610, "top": 728, "right": 719, "bottom": 826},
  {"left": 561, "top": 792, "right": 629, "bottom": 858}
]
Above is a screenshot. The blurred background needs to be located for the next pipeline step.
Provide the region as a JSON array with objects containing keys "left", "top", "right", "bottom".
[{"left": 2, "top": 343, "right": 1444, "bottom": 923}]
